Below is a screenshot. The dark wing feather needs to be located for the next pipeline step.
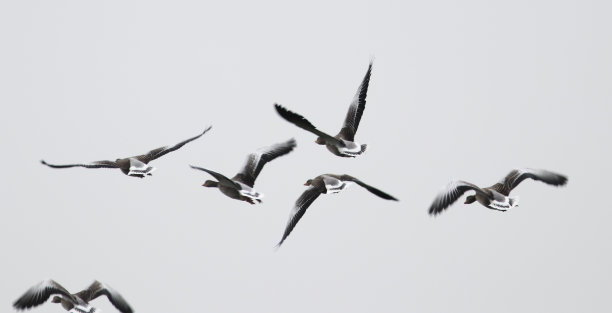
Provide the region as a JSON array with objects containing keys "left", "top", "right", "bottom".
[
  {"left": 277, "top": 183, "right": 324, "bottom": 247},
  {"left": 13, "top": 280, "right": 77, "bottom": 310},
  {"left": 338, "top": 62, "right": 372, "bottom": 141},
  {"left": 190, "top": 165, "right": 241, "bottom": 189},
  {"left": 138, "top": 126, "right": 212, "bottom": 163},
  {"left": 429, "top": 181, "right": 488, "bottom": 215},
  {"left": 41, "top": 160, "right": 119, "bottom": 169},
  {"left": 274, "top": 104, "right": 344, "bottom": 146},
  {"left": 489, "top": 168, "right": 568, "bottom": 196},
  {"left": 80, "top": 281, "right": 133, "bottom": 313},
  {"left": 339, "top": 174, "right": 398, "bottom": 201},
  {"left": 233, "top": 138, "right": 297, "bottom": 187}
]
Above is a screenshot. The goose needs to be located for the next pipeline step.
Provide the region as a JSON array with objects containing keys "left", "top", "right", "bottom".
[
  {"left": 274, "top": 61, "right": 372, "bottom": 157},
  {"left": 429, "top": 168, "right": 568, "bottom": 215},
  {"left": 277, "top": 174, "right": 398, "bottom": 246},
  {"left": 41, "top": 126, "right": 211, "bottom": 178},
  {"left": 190, "top": 138, "right": 296, "bottom": 204},
  {"left": 13, "top": 279, "right": 133, "bottom": 313}
]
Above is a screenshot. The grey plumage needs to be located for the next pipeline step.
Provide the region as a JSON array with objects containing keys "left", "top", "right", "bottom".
[
  {"left": 191, "top": 138, "right": 296, "bottom": 204},
  {"left": 277, "top": 173, "right": 398, "bottom": 247},
  {"left": 13, "top": 279, "right": 133, "bottom": 313},
  {"left": 274, "top": 61, "right": 373, "bottom": 157},
  {"left": 41, "top": 126, "right": 211, "bottom": 178},
  {"left": 429, "top": 168, "right": 568, "bottom": 215}
]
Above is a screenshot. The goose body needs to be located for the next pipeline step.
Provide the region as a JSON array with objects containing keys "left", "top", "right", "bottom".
[
  {"left": 13, "top": 280, "right": 133, "bottom": 313},
  {"left": 274, "top": 61, "right": 372, "bottom": 158},
  {"left": 41, "top": 126, "right": 211, "bottom": 178},
  {"left": 429, "top": 168, "right": 567, "bottom": 215},
  {"left": 191, "top": 138, "right": 296, "bottom": 204},
  {"left": 277, "top": 174, "right": 398, "bottom": 246}
]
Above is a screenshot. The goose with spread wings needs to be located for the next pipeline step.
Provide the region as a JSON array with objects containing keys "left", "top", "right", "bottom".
[
  {"left": 429, "top": 168, "right": 568, "bottom": 216},
  {"left": 277, "top": 174, "right": 398, "bottom": 246},
  {"left": 41, "top": 126, "right": 211, "bottom": 178},
  {"left": 190, "top": 138, "right": 296, "bottom": 204},
  {"left": 274, "top": 61, "right": 372, "bottom": 157},
  {"left": 13, "top": 279, "right": 133, "bottom": 313}
]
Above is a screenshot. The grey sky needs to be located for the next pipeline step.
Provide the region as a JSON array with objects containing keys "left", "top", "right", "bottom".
[{"left": 1, "top": 1, "right": 611, "bottom": 312}]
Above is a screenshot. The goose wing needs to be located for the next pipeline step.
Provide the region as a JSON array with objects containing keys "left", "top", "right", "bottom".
[
  {"left": 41, "top": 160, "right": 119, "bottom": 169},
  {"left": 190, "top": 165, "right": 241, "bottom": 189},
  {"left": 233, "top": 138, "right": 297, "bottom": 187},
  {"left": 339, "top": 174, "right": 398, "bottom": 201},
  {"left": 338, "top": 62, "right": 372, "bottom": 141},
  {"left": 138, "top": 126, "right": 212, "bottom": 163},
  {"left": 429, "top": 181, "right": 488, "bottom": 215},
  {"left": 277, "top": 182, "right": 325, "bottom": 247},
  {"left": 489, "top": 168, "right": 568, "bottom": 196},
  {"left": 14, "top": 279, "right": 77, "bottom": 310},
  {"left": 274, "top": 104, "right": 344, "bottom": 146},
  {"left": 77, "top": 281, "right": 133, "bottom": 313}
]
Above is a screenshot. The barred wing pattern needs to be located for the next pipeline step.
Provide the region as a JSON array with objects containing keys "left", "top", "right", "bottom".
[
  {"left": 79, "top": 281, "right": 133, "bottom": 313},
  {"left": 489, "top": 168, "right": 568, "bottom": 196},
  {"left": 339, "top": 62, "right": 372, "bottom": 141},
  {"left": 41, "top": 160, "right": 119, "bottom": 169},
  {"left": 14, "top": 279, "right": 77, "bottom": 310},
  {"left": 274, "top": 104, "right": 344, "bottom": 146},
  {"left": 138, "top": 126, "right": 212, "bottom": 163},
  {"left": 429, "top": 181, "right": 487, "bottom": 215},
  {"left": 277, "top": 185, "right": 324, "bottom": 247},
  {"left": 233, "top": 138, "right": 297, "bottom": 187}
]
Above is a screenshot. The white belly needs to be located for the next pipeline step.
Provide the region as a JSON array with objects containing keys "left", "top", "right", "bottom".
[
  {"left": 128, "top": 158, "right": 155, "bottom": 176},
  {"left": 337, "top": 141, "right": 362, "bottom": 155},
  {"left": 322, "top": 176, "right": 351, "bottom": 194},
  {"left": 237, "top": 182, "right": 263, "bottom": 200},
  {"left": 489, "top": 196, "right": 519, "bottom": 211}
]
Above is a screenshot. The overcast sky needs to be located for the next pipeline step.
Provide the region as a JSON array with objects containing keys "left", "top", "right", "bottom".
[{"left": 1, "top": 1, "right": 611, "bottom": 312}]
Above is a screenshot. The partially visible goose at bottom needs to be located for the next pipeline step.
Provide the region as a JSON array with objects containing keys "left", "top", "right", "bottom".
[
  {"left": 13, "top": 279, "right": 133, "bottom": 313},
  {"left": 274, "top": 61, "right": 373, "bottom": 157},
  {"left": 429, "top": 168, "right": 568, "bottom": 216},
  {"left": 41, "top": 126, "right": 211, "bottom": 178},
  {"left": 277, "top": 174, "right": 399, "bottom": 247},
  {"left": 190, "top": 138, "right": 296, "bottom": 204}
]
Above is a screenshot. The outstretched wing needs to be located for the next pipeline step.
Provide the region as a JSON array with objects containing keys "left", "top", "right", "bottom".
[
  {"left": 78, "top": 281, "right": 133, "bottom": 313},
  {"left": 429, "top": 181, "right": 488, "bottom": 215},
  {"left": 277, "top": 184, "right": 324, "bottom": 247},
  {"left": 138, "top": 126, "right": 212, "bottom": 163},
  {"left": 190, "top": 165, "right": 240, "bottom": 189},
  {"left": 14, "top": 279, "right": 77, "bottom": 310},
  {"left": 340, "top": 174, "right": 398, "bottom": 201},
  {"left": 233, "top": 138, "right": 297, "bottom": 187},
  {"left": 41, "top": 160, "right": 119, "bottom": 169},
  {"left": 489, "top": 168, "right": 568, "bottom": 196},
  {"left": 338, "top": 61, "right": 372, "bottom": 141},
  {"left": 274, "top": 104, "right": 344, "bottom": 146}
]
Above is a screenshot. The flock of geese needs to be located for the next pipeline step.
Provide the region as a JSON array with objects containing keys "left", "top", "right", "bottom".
[{"left": 15, "top": 61, "right": 567, "bottom": 313}]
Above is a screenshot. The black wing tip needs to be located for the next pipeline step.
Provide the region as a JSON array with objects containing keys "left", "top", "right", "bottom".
[
  {"left": 40, "top": 160, "right": 48, "bottom": 165},
  {"left": 274, "top": 103, "right": 291, "bottom": 117},
  {"left": 287, "top": 137, "right": 297, "bottom": 147},
  {"left": 274, "top": 241, "right": 284, "bottom": 250},
  {"left": 274, "top": 103, "right": 299, "bottom": 120},
  {"left": 189, "top": 164, "right": 206, "bottom": 171},
  {"left": 202, "top": 125, "right": 213, "bottom": 134},
  {"left": 558, "top": 175, "right": 568, "bottom": 186},
  {"left": 428, "top": 205, "right": 444, "bottom": 216}
]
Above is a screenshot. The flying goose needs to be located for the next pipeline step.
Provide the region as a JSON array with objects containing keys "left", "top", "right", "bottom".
[
  {"left": 13, "top": 279, "right": 133, "bottom": 313},
  {"left": 429, "top": 168, "right": 568, "bottom": 215},
  {"left": 41, "top": 126, "right": 211, "bottom": 178},
  {"left": 190, "top": 138, "right": 296, "bottom": 204},
  {"left": 274, "top": 61, "right": 372, "bottom": 157},
  {"left": 277, "top": 174, "right": 398, "bottom": 246}
]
